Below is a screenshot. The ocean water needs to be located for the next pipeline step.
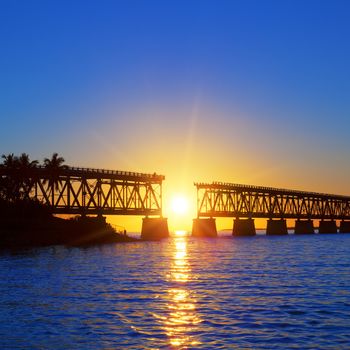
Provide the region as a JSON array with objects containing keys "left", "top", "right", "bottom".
[{"left": 0, "top": 232, "right": 349, "bottom": 349}]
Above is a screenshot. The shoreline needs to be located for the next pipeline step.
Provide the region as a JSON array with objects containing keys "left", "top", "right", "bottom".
[{"left": 0, "top": 216, "right": 139, "bottom": 248}]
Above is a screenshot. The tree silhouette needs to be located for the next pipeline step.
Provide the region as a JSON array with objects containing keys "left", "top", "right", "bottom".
[
  {"left": 1, "top": 153, "right": 19, "bottom": 201},
  {"left": 18, "top": 153, "right": 39, "bottom": 198},
  {"left": 18, "top": 153, "right": 38, "bottom": 169},
  {"left": 0, "top": 153, "right": 39, "bottom": 201},
  {"left": 43, "top": 153, "right": 68, "bottom": 204},
  {"left": 1, "top": 153, "right": 17, "bottom": 169}
]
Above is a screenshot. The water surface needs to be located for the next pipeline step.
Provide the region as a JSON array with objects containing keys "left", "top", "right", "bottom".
[{"left": 1, "top": 232, "right": 349, "bottom": 349}]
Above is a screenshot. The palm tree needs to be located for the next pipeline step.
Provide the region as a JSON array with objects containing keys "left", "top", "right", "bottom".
[
  {"left": 18, "top": 153, "right": 38, "bottom": 169},
  {"left": 17, "top": 153, "right": 38, "bottom": 198},
  {"left": 1, "top": 153, "right": 19, "bottom": 201},
  {"left": 0, "top": 153, "right": 39, "bottom": 201},
  {"left": 43, "top": 153, "right": 68, "bottom": 204},
  {"left": 1, "top": 153, "right": 17, "bottom": 169}
]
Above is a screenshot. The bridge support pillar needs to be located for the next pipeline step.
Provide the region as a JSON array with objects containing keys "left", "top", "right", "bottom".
[
  {"left": 192, "top": 218, "right": 217, "bottom": 237},
  {"left": 233, "top": 218, "right": 256, "bottom": 237},
  {"left": 141, "top": 217, "right": 169, "bottom": 241},
  {"left": 294, "top": 220, "right": 314, "bottom": 234},
  {"left": 266, "top": 219, "right": 288, "bottom": 235},
  {"left": 339, "top": 221, "right": 350, "bottom": 233},
  {"left": 318, "top": 220, "right": 338, "bottom": 234}
]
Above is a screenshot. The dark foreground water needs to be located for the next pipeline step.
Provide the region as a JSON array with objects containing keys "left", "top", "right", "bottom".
[{"left": 0, "top": 232, "right": 350, "bottom": 349}]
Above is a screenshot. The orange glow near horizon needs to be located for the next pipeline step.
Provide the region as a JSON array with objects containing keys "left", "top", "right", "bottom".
[
  {"left": 98, "top": 104, "right": 286, "bottom": 233},
  {"left": 164, "top": 190, "right": 197, "bottom": 232},
  {"left": 101, "top": 104, "right": 338, "bottom": 233}
]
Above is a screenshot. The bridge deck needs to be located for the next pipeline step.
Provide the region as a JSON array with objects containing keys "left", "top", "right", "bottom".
[
  {"left": 195, "top": 182, "right": 350, "bottom": 220},
  {"left": 32, "top": 166, "right": 165, "bottom": 181},
  {"left": 0, "top": 166, "right": 164, "bottom": 216}
]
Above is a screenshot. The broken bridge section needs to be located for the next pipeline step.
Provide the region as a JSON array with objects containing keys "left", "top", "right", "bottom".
[
  {"left": 193, "top": 182, "right": 350, "bottom": 236},
  {"left": 27, "top": 166, "right": 164, "bottom": 216},
  {"left": 0, "top": 166, "right": 168, "bottom": 239}
]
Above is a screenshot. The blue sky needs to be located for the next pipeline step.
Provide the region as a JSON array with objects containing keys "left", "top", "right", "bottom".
[{"left": 1, "top": 0, "right": 350, "bottom": 200}]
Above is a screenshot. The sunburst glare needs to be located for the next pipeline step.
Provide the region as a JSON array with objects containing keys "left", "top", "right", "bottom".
[{"left": 171, "top": 195, "right": 189, "bottom": 215}]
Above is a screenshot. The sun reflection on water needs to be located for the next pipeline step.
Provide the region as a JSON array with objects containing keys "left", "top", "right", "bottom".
[{"left": 164, "top": 230, "right": 201, "bottom": 348}]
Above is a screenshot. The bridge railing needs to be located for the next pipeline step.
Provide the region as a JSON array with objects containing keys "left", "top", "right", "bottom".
[
  {"left": 195, "top": 181, "right": 350, "bottom": 200},
  {"left": 195, "top": 181, "right": 350, "bottom": 220},
  {"left": 0, "top": 165, "right": 164, "bottom": 215},
  {"left": 33, "top": 165, "right": 164, "bottom": 181}
]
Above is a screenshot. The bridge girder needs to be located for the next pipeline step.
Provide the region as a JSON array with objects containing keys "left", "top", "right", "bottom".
[
  {"left": 195, "top": 182, "right": 350, "bottom": 220},
  {"left": 1, "top": 166, "right": 164, "bottom": 216}
]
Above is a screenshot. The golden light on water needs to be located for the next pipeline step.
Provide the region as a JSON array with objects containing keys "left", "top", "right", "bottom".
[
  {"left": 171, "top": 232, "right": 190, "bottom": 283},
  {"left": 163, "top": 230, "right": 201, "bottom": 348}
]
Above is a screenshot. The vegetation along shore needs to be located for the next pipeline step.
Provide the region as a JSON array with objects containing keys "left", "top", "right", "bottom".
[{"left": 0, "top": 153, "right": 137, "bottom": 247}]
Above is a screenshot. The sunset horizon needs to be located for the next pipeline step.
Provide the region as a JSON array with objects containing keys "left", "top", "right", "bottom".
[
  {"left": 1, "top": 1, "right": 350, "bottom": 349},
  {"left": 3, "top": 1, "right": 350, "bottom": 232}
]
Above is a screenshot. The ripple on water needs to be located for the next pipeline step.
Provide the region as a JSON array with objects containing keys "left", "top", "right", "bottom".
[{"left": 0, "top": 235, "right": 349, "bottom": 349}]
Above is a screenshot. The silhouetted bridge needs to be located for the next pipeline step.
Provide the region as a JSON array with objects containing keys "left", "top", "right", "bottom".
[
  {"left": 30, "top": 166, "right": 164, "bottom": 216},
  {"left": 0, "top": 166, "right": 168, "bottom": 239},
  {"left": 192, "top": 182, "right": 350, "bottom": 236},
  {"left": 3, "top": 162, "right": 350, "bottom": 238}
]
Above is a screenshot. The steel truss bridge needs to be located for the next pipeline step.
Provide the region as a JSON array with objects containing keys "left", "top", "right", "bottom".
[
  {"left": 195, "top": 182, "right": 350, "bottom": 220},
  {"left": 1, "top": 166, "right": 164, "bottom": 216}
]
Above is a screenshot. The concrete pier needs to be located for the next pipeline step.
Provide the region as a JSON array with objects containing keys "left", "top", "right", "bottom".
[
  {"left": 232, "top": 218, "right": 256, "bottom": 236},
  {"left": 141, "top": 217, "right": 169, "bottom": 240},
  {"left": 266, "top": 219, "right": 288, "bottom": 235},
  {"left": 294, "top": 220, "right": 314, "bottom": 234},
  {"left": 318, "top": 220, "right": 338, "bottom": 234},
  {"left": 192, "top": 218, "right": 217, "bottom": 237},
  {"left": 339, "top": 221, "right": 350, "bottom": 233}
]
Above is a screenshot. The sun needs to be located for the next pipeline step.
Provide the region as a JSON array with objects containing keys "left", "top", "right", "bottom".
[
  {"left": 171, "top": 195, "right": 189, "bottom": 216},
  {"left": 165, "top": 190, "right": 195, "bottom": 231}
]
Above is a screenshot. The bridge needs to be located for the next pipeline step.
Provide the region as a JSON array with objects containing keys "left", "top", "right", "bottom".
[
  {"left": 2, "top": 162, "right": 350, "bottom": 238},
  {"left": 192, "top": 182, "right": 350, "bottom": 236},
  {"left": 0, "top": 165, "right": 169, "bottom": 239}
]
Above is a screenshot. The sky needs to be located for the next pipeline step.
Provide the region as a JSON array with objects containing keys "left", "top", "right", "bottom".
[{"left": 1, "top": 0, "right": 350, "bottom": 231}]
